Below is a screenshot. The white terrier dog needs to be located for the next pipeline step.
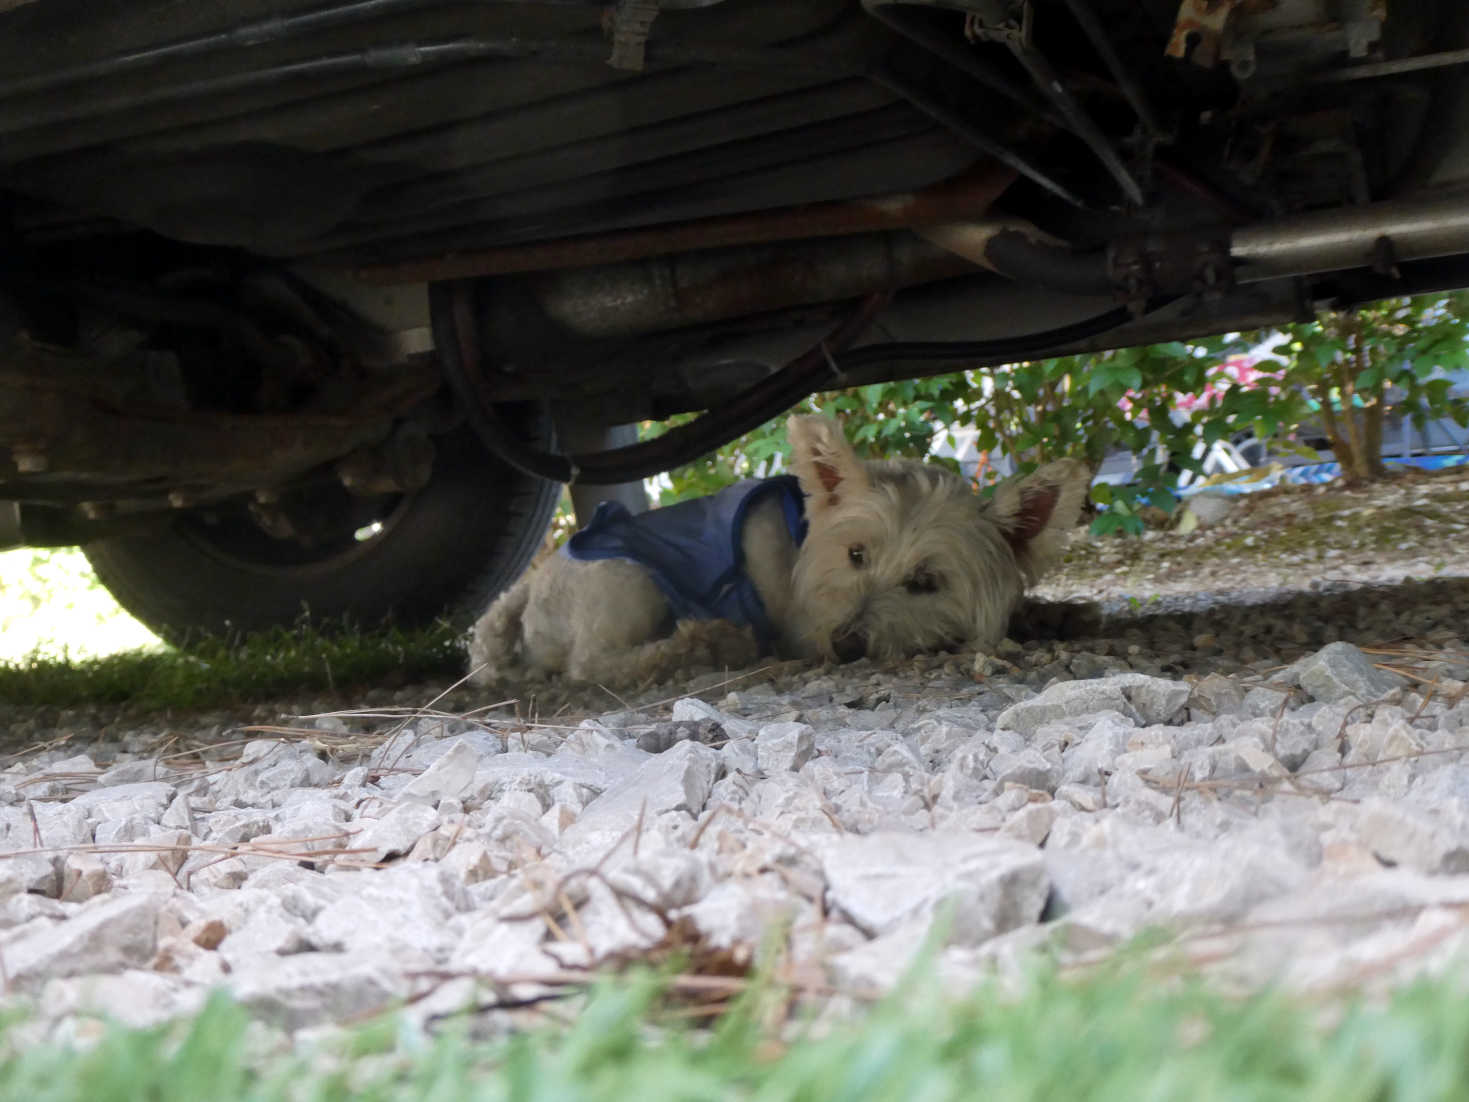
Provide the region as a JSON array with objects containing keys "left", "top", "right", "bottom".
[{"left": 469, "top": 414, "right": 1089, "bottom": 686}]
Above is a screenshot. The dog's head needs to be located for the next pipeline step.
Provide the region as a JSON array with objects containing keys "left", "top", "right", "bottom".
[{"left": 785, "top": 414, "right": 1089, "bottom": 663}]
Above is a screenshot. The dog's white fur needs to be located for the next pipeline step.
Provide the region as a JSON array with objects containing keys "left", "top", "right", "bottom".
[{"left": 469, "top": 414, "right": 1089, "bottom": 687}]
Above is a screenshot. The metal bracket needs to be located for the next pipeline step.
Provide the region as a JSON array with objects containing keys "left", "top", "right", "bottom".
[
  {"left": 605, "top": 0, "right": 661, "bottom": 72},
  {"left": 962, "top": 1, "right": 1030, "bottom": 48},
  {"left": 1108, "top": 231, "right": 1234, "bottom": 314},
  {"left": 1369, "top": 234, "right": 1402, "bottom": 280}
]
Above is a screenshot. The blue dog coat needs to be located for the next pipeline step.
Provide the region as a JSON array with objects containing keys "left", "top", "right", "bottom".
[{"left": 563, "top": 476, "right": 807, "bottom": 651}]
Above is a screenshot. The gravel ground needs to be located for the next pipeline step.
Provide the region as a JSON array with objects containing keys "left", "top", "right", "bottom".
[{"left": 4, "top": 466, "right": 1469, "bottom": 1046}]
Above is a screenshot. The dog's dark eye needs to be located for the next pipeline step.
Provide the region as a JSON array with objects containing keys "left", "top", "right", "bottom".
[
  {"left": 848, "top": 544, "right": 866, "bottom": 568},
  {"left": 904, "top": 567, "right": 940, "bottom": 595}
]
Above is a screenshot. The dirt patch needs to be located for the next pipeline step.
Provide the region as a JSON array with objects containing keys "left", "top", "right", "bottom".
[{"left": 1037, "top": 464, "right": 1469, "bottom": 603}]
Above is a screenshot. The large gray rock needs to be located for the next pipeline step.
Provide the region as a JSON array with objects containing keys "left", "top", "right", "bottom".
[
  {"left": 1349, "top": 798, "right": 1469, "bottom": 874},
  {"left": 3, "top": 892, "right": 166, "bottom": 990},
  {"left": 997, "top": 680, "right": 1138, "bottom": 735},
  {"left": 818, "top": 831, "right": 1048, "bottom": 946},
  {"left": 466, "top": 748, "right": 648, "bottom": 809},
  {"left": 636, "top": 719, "right": 727, "bottom": 754},
  {"left": 39, "top": 971, "right": 207, "bottom": 1031},
  {"left": 989, "top": 748, "right": 1060, "bottom": 794},
  {"left": 398, "top": 738, "right": 481, "bottom": 805},
  {"left": 59, "top": 852, "right": 111, "bottom": 903},
  {"left": 936, "top": 738, "right": 994, "bottom": 807},
  {"left": 1343, "top": 713, "right": 1426, "bottom": 768},
  {"left": 1117, "top": 675, "right": 1193, "bottom": 726},
  {"left": 905, "top": 713, "right": 989, "bottom": 764},
  {"left": 196, "top": 809, "right": 274, "bottom": 845},
  {"left": 0, "top": 853, "right": 62, "bottom": 899},
  {"left": 450, "top": 910, "right": 559, "bottom": 977},
  {"left": 824, "top": 916, "right": 945, "bottom": 995},
  {"left": 1293, "top": 642, "right": 1407, "bottom": 704},
  {"left": 567, "top": 740, "right": 723, "bottom": 842},
  {"left": 215, "top": 898, "right": 311, "bottom": 969},
  {"left": 228, "top": 951, "right": 411, "bottom": 1030},
  {"left": 119, "top": 828, "right": 193, "bottom": 878},
  {"left": 243, "top": 864, "right": 345, "bottom": 921},
  {"left": 247, "top": 742, "right": 336, "bottom": 791},
  {"left": 997, "top": 674, "right": 1189, "bottom": 736},
  {"left": 1188, "top": 673, "right": 1246, "bottom": 718},
  {"left": 671, "top": 697, "right": 757, "bottom": 738},
  {"left": 552, "top": 850, "right": 717, "bottom": 966},
  {"left": 815, "top": 728, "right": 908, "bottom": 769},
  {"left": 1049, "top": 816, "right": 1308, "bottom": 925},
  {"left": 677, "top": 876, "right": 809, "bottom": 950},
  {"left": 309, "top": 865, "right": 466, "bottom": 959},
  {"left": 348, "top": 802, "right": 440, "bottom": 863},
  {"left": 1060, "top": 713, "right": 1135, "bottom": 786},
  {"left": 70, "top": 781, "right": 176, "bottom": 823},
  {"left": 756, "top": 722, "right": 816, "bottom": 773},
  {"left": 22, "top": 802, "right": 92, "bottom": 849},
  {"left": 1001, "top": 802, "right": 1059, "bottom": 845}
]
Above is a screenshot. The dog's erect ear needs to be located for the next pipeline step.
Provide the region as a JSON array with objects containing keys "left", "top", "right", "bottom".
[
  {"left": 787, "top": 415, "right": 871, "bottom": 514},
  {"left": 988, "top": 459, "right": 1091, "bottom": 583}
]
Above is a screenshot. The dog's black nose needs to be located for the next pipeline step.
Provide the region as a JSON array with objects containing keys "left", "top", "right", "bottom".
[{"left": 830, "top": 627, "right": 866, "bottom": 663}]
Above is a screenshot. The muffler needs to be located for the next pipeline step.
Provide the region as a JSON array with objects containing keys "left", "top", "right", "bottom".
[
  {"left": 1231, "top": 192, "right": 1469, "bottom": 281},
  {"left": 923, "top": 191, "right": 1469, "bottom": 301}
]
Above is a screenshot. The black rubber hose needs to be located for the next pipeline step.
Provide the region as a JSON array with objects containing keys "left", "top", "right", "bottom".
[
  {"left": 433, "top": 280, "right": 1141, "bottom": 486},
  {"left": 981, "top": 228, "right": 1113, "bottom": 296},
  {"left": 834, "top": 302, "right": 1135, "bottom": 367},
  {"left": 431, "top": 281, "right": 573, "bottom": 483},
  {"left": 433, "top": 285, "right": 888, "bottom": 485}
]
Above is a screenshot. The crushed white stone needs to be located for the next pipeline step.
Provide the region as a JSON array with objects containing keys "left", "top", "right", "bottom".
[{"left": 4, "top": 568, "right": 1469, "bottom": 1047}]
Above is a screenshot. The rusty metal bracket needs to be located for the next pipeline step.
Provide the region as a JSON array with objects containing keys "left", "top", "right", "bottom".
[
  {"left": 1108, "top": 231, "right": 1234, "bottom": 313},
  {"left": 1165, "top": 0, "right": 1242, "bottom": 69},
  {"left": 0, "top": 333, "right": 438, "bottom": 504},
  {"left": 1167, "top": 0, "right": 1386, "bottom": 81}
]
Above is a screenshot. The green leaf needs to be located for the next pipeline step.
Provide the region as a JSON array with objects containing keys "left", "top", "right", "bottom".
[
  {"left": 1424, "top": 378, "right": 1454, "bottom": 405},
  {"left": 1309, "top": 340, "right": 1343, "bottom": 370}
]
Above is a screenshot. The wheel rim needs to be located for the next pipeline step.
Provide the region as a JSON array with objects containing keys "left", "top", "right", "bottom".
[{"left": 172, "top": 487, "right": 412, "bottom": 576}]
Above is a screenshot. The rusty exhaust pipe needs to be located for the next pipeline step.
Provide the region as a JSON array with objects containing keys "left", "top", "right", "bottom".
[{"left": 353, "top": 162, "right": 1017, "bottom": 284}]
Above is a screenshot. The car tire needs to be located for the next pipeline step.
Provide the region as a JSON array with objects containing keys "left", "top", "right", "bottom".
[{"left": 83, "top": 417, "right": 560, "bottom": 644}]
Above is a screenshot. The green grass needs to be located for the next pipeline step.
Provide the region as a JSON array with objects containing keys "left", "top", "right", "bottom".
[
  {"left": 4, "top": 962, "right": 1469, "bottom": 1102},
  {"left": 1, "top": 547, "right": 471, "bottom": 710},
  {"left": 0, "top": 619, "right": 466, "bottom": 711}
]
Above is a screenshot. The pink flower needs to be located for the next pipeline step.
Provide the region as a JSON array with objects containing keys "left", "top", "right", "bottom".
[{"left": 1113, "top": 353, "right": 1287, "bottom": 423}]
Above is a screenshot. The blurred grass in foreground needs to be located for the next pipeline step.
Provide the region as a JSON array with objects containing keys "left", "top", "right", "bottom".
[{"left": 2, "top": 960, "right": 1468, "bottom": 1102}]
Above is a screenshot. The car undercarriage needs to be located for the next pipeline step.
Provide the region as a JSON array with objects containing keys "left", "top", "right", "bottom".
[{"left": 3, "top": 0, "right": 1468, "bottom": 638}]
